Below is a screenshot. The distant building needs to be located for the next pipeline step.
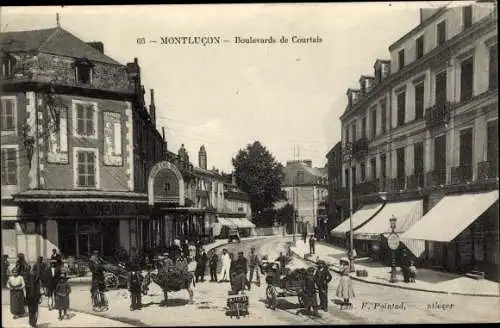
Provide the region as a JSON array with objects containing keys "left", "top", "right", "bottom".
[{"left": 282, "top": 160, "right": 328, "bottom": 234}]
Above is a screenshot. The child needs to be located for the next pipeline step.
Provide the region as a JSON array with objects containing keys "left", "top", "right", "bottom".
[
  {"left": 128, "top": 264, "right": 143, "bottom": 311},
  {"left": 54, "top": 269, "right": 71, "bottom": 320},
  {"left": 409, "top": 261, "right": 417, "bottom": 283}
]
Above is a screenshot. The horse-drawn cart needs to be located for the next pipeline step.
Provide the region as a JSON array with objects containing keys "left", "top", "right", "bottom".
[{"left": 264, "top": 262, "right": 307, "bottom": 310}]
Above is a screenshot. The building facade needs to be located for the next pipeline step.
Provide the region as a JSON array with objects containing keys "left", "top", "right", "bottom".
[
  {"left": 0, "top": 27, "right": 166, "bottom": 262},
  {"left": 328, "top": 4, "right": 498, "bottom": 279},
  {"left": 325, "top": 141, "right": 343, "bottom": 230},
  {"left": 282, "top": 160, "right": 328, "bottom": 234}
]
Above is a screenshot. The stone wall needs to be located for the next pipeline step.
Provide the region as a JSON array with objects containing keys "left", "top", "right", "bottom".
[{"left": 9, "top": 52, "right": 134, "bottom": 92}]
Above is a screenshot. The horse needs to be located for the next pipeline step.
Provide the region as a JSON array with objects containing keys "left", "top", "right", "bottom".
[{"left": 142, "top": 258, "right": 196, "bottom": 306}]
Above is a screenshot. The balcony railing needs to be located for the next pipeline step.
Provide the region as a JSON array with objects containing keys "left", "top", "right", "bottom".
[
  {"left": 407, "top": 171, "right": 425, "bottom": 189},
  {"left": 425, "top": 101, "right": 451, "bottom": 128},
  {"left": 478, "top": 161, "right": 499, "bottom": 180},
  {"left": 426, "top": 168, "right": 447, "bottom": 187},
  {"left": 451, "top": 164, "right": 473, "bottom": 184},
  {"left": 352, "top": 137, "right": 369, "bottom": 161}
]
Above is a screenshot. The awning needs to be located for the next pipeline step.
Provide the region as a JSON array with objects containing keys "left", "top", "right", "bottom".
[
  {"left": 1, "top": 206, "right": 20, "bottom": 221},
  {"left": 228, "top": 218, "right": 256, "bottom": 229},
  {"left": 330, "top": 203, "right": 383, "bottom": 237},
  {"left": 353, "top": 200, "right": 426, "bottom": 258},
  {"left": 13, "top": 190, "right": 148, "bottom": 203},
  {"left": 217, "top": 217, "right": 237, "bottom": 227},
  {"left": 401, "top": 190, "right": 499, "bottom": 242}
]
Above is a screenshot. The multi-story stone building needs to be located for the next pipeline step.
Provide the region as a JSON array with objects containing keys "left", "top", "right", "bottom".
[
  {"left": 0, "top": 27, "right": 165, "bottom": 261},
  {"left": 325, "top": 141, "right": 343, "bottom": 231},
  {"left": 282, "top": 160, "right": 328, "bottom": 234},
  {"left": 329, "top": 4, "right": 498, "bottom": 279}
]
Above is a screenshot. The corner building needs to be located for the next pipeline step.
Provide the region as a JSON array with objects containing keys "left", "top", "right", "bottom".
[{"left": 329, "top": 4, "right": 498, "bottom": 279}]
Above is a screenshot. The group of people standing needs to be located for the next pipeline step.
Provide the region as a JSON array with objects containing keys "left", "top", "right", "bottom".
[{"left": 3, "top": 250, "right": 71, "bottom": 328}]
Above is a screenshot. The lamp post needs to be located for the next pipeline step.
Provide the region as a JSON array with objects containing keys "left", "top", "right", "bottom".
[
  {"left": 343, "top": 142, "right": 355, "bottom": 272},
  {"left": 387, "top": 215, "right": 400, "bottom": 283}
]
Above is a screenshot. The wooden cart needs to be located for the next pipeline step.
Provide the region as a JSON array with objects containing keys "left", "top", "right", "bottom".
[{"left": 264, "top": 262, "right": 306, "bottom": 310}]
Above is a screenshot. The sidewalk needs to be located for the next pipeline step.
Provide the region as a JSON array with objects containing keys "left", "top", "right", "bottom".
[
  {"left": 291, "top": 240, "right": 500, "bottom": 297},
  {"left": 2, "top": 305, "right": 134, "bottom": 327}
]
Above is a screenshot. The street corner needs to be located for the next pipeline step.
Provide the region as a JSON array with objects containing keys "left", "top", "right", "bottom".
[{"left": 2, "top": 305, "right": 134, "bottom": 328}]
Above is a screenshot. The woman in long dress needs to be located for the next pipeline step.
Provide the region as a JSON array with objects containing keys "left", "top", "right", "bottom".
[
  {"left": 336, "top": 257, "right": 355, "bottom": 307},
  {"left": 7, "top": 268, "right": 26, "bottom": 318}
]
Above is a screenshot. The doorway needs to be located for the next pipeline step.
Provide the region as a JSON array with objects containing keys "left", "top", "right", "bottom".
[{"left": 78, "top": 232, "right": 90, "bottom": 257}]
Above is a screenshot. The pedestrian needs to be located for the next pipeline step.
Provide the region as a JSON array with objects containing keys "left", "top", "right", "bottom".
[
  {"left": 336, "top": 257, "right": 355, "bottom": 309},
  {"left": 409, "top": 260, "right": 417, "bottom": 283},
  {"left": 47, "top": 257, "right": 62, "bottom": 310},
  {"left": 89, "top": 250, "right": 108, "bottom": 312},
  {"left": 50, "top": 249, "right": 59, "bottom": 262},
  {"left": 128, "top": 263, "right": 143, "bottom": 311},
  {"left": 275, "top": 252, "right": 287, "bottom": 274},
  {"left": 7, "top": 268, "right": 25, "bottom": 319},
  {"left": 302, "top": 229, "right": 307, "bottom": 243},
  {"left": 15, "top": 253, "right": 31, "bottom": 281},
  {"left": 209, "top": 251, "right": 218, "bottom": 282},
  {"left": 248, "top": 247, "right": 261, "bottom": 287},
  {"left": 401, "top": 250, "right": 411, "bottom": 283},
  {"left": 314, "top": 260, "right": 332, "bottom": 312},
  {"left": 195, "top": 248, "right": 208, "bottom": 282},
  {"left": 24, "top": 267, "right": 42, "bottom": 328},
  {"left": 2, "top": 254, "right": 9, "bottom": 288},
  {"left": 219, "top": 249, "right": 231, "bottom": 282},
  {"left": 32, "top": 257, "right": 46, "bottom": 301},
  {"left": 54, "top": 269, "right": 71, "bottom": 320},
  {"left": 235, "top": 251, "right": 251, "bottom": 291},
  {"left": 302, "top": 266, "right": 319, "bottom": 316},
  {"left": 309, "top": 234, "right": 316, "bottom": 255}
]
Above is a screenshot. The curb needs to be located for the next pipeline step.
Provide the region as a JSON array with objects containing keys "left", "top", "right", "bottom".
[{"left": 291, "top": 250, "right": 500, "bottom": 298}]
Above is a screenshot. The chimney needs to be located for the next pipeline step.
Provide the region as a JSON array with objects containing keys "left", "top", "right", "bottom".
[
  {"left": 87, "top": 42, "right": 104, "bottom": 54},
  {"left": 149, "top": 89, "right": 156, "bottom": 126},
  {"left": 199, "top": 145, "right": 207, "bottom": 170}
]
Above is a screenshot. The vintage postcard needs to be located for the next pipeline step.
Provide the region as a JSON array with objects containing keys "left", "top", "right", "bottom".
[{"left": 0, "top": 2, "right": 498, "bottom": 327}]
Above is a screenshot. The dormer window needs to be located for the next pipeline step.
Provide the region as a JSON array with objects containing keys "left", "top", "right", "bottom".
[
  {"left": 0, "top": 52, "right": 16, "bottom": 79},
  {"left": 73, "top": 58, "right": 94, "bottom": 84}
]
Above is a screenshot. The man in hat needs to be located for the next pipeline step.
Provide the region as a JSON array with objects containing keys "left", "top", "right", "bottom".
[
  {"left": 303, "top": 266, "right": 319, "bottom": 316},
  {"left": 314, "top": 260, "right": 332, "bottom": 312},
  {"left": 128, "top": 263, "right": 143, "bottom": 311},
  {"left": 219, "top": 249, "right": 231, "bottom": 282},
  {"left": 25, "top": 265, "right": 42, "bottom": 327},
  {"left": 248, "top": 247, "right": 261, "bottom": 286},
  {"left": 309, "top": 234, "right": 316, "bottom": 255},
  {"left": 233, "top": 251, "right": 250, "bottom": 291},
  {"left": 208, "top": 250, "right": 218, "bottom": 282},
  {"left": 195, "top": 248, "right": 208, "bottom": 283}
]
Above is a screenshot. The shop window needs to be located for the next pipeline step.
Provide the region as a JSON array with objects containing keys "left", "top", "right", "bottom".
[
  {"left": 0, "top": 96, "right": 16, "bottom": 133},
  {"left": 73, "top": 101, "right": 97, "bottom": 138},
  {"left": 74, "top": 148, "right": 98, "bottom": 188},
  {"left": 1, "top": 147, "right": 17, "bottom": 185}
]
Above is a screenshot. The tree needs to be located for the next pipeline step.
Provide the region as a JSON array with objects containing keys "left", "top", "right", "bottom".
[
  {"left": 232, "top": 141, "right": 284, "bottom": 224},
  {"left": 276, "top": 203, "right": 296, "bottom": 233}
]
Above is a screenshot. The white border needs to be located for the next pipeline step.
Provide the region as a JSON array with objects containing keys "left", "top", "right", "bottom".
[
  {"left": 0, "top": 96, "right": 17, "bottom": 137},
  {"left": 72, "top": 147, "right": 100, "bottom": 189},
  {"left": 1, "top": 145, "right": 19, "bottom": 187},
  {"left": 72, "top": 99, "right": 98, "bottom": 139}
]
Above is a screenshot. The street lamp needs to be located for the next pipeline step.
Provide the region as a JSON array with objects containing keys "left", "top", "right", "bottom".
[{"left": 387, "top": 215, "right": 400, "bottom": 283}]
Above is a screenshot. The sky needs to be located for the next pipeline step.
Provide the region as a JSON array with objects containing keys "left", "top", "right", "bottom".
[{"left": 0, "top": 2, "right": 465, "bottom": 173}]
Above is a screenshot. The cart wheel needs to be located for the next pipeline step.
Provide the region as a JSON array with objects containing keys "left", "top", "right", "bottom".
[
  {"left": 105, "top": 273, "right": 119, "bottom": 290},
  {"left": 266, "top": 285, "right": 277, "bottom": 310}
]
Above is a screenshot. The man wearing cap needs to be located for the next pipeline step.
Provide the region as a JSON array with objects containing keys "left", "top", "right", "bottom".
[
  {"left": 314, "top": 260, "right": 332, "bottom": 312},
  {"left": 248, "top": 247, "right": 261, "bottom": 287}
]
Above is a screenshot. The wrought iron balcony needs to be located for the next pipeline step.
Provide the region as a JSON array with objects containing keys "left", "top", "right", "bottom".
[
  {"left": 425, "top": 101, "right": 451, "bottom": 128},
  {"left": 407, "top": 171, "right": 424, "bottom": 190},
  {"left": 451, "top": 165, "right": 473, "bottom": 184},
  {"left": 352, "top": 137, "right": 369, "bottom": 161},
  {"left": 478, "top": 161, "right": 498, "bottom": 180},
  {"left": 426, "top": 168, "right": 447, "bottom": 187}
]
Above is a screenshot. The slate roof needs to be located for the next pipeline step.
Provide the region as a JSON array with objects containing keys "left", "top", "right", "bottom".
[{"left": 0, "top": 27, "right": 122, "bottom": 65}]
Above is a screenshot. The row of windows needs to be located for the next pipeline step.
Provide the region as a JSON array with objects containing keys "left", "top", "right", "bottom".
[
  {"left": 398, "top": 6, "right": 474, "bottom": 70},
  {"left": 343, "top": 120, "right": 498, "bottom": 186},
  {"left": 345, "top": 43, "right": 497, "bottom": 142}
]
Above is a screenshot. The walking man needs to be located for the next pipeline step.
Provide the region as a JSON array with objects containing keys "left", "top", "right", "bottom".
[
  {"left": 195, "top": 248, "right": 208, "bottom": 282},
  {"left": 303, "top": 266, "right": 319, "bottom": 316},
  {"left": 314, "top": 260, "right": 332, "bottom": 311},
  {"left": 25, "top": 266, "right": 42, "bottom": 328},
  {"left": 209, "top": 251, "right": 218, "bottom": 282},
  {"left": 248, "top": 247, "right": 261, "bottom": 287},
  {"left": 309, "top": 234, "right": 316, "bottom": 255},
  {"left": 128, "top": 263, "right": 143, "bottom": 311},
  {"left": 219, "top": 249, "right": 231, "bottom": 282}
]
